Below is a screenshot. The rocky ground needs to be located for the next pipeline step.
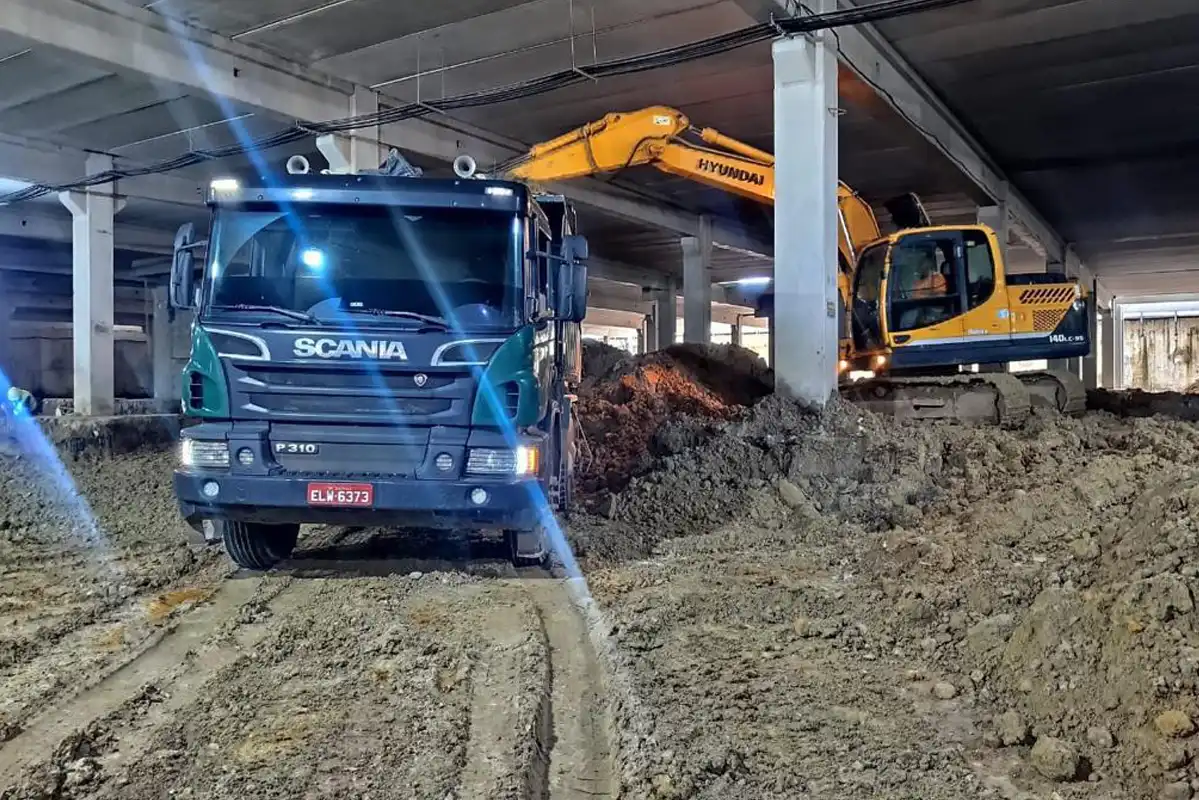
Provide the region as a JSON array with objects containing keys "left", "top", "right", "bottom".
[{"left": 4, "top": 348, "right": 1199, "bottom": 799}]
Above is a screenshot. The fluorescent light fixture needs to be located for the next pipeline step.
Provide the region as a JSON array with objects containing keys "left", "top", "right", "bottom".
[
  {"left": 210, "top": 178, "right": 240, "bottom": 192},
  {"left": 736, "top": 276, "right": 771, "bottom": 286},
  {"left": 292, "top": 188, "right": 314, "bottom": 200},
  {"left": 485, "top": 186, "right": 514, "bottom": 197}
]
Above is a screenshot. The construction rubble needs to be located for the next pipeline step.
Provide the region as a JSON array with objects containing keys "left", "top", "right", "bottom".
[{"left": 3, "top": 344, "right": 1199, "bottom": 797}]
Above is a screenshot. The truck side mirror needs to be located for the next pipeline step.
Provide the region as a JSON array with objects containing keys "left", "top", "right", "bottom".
[
  {"left": 554, "top": 262, "right": 589, "bottom": 323},
  {"left": 170, "top": 223, "right": 197, "bottom": 310}
]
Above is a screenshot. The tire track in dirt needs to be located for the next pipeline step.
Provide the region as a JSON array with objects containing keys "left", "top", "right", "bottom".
[
  {"left": 523, "top": 579, "right": 617, "bottom": 800},
  {"left": 456, "top": 579, "right": 616, "bottom": 800},
  {"left": 81, "top": 576, "right": 315, "bottom": 784},
  {"left": 0, "top": 573, "right": 278, "bottom": 785},
  {"left": 456, "top": 593, "right": 549, "bottom": 800}
]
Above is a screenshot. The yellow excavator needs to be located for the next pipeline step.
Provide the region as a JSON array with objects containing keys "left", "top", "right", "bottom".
[{"left": 456, "top": 105, "right": 1090, "bottom": 425}]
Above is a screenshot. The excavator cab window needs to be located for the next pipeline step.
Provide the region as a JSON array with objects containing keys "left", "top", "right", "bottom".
[
  {"left": 963, "top": 229, "right": 997, "bottom": 310},
  {"left": 888, "top": 232, "right": 965, "bottom": 333}
]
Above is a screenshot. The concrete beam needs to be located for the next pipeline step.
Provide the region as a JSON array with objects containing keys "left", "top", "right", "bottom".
[
  {"left": 587, "top": 257, "right": 668, "bottom": 290},
  {"left": 734, "top": 0, "right": 1065, "bottom": 264},
  {"left": 0, "top": 0, "right": 771, "bottom": 257},
  {"left": 7, "top": 292, "right": 146, "bottom": 315},
  {"left": 0, "top": 208, "right": 173, "bottom": 253},
  {"left": 0, "top": 134, "right": 202, "bottom": 208}
]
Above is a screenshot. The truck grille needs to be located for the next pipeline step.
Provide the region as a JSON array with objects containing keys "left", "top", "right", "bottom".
[
  {"left": 248, "top": 393, "right": 451, "bottom": 417},
  {"left": 240, "top": 365, "right": 453, "bottom": 391}
]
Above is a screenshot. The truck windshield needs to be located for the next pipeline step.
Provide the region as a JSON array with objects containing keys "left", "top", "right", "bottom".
[{"left": 203, "top": 204, "right": 522, "bottom": 330}]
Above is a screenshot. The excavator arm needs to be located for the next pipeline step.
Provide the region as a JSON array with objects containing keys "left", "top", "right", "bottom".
[
  {"left": 503, "top": 106, "right": 775, "bottom": 205},
  {"left": 495, "top": 105, "right": 883, "bottom": 263}
]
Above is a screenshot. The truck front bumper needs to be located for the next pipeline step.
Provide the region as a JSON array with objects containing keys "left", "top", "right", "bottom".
[{"left": 175, "top": 471, "right": 546, "bottom": 531}]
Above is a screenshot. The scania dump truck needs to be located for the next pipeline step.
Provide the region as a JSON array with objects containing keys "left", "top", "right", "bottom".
[{"left": 168, "top": 148, "right": 589, "bottom": 570}]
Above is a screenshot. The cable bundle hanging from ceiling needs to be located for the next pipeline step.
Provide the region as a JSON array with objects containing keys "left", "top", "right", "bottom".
[{"left": 0, "top": 0, "right": 972, "bottom": 206}]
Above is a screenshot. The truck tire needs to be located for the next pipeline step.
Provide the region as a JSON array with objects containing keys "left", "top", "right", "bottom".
[{"left": 219, "top": 521, "right": 300, "bottom": 571}]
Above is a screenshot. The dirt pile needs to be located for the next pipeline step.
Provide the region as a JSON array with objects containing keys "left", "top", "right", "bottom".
[
  {"left": 575, "top": 344, "right": 772, "bottom": 498},
  {"left": 581, "top": 339, "right": 631, "bottom": 384},
  {"left": 578, "top": 400, "right": 1199, "bottom": 798},
  {"left": 1090, "top": 387, "right": 1199, "bottom": 422}
]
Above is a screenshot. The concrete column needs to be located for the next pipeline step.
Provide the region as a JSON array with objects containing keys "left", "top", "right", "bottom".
[
  {"left": 731, "top": 316, "right": 743, "bottom": 347},
  {"left": 772, "top": 20, "right": 839, "bottom": 406},
  {"left": 151, "top": 286, "right": 178, "bottom": 403},
  {"left": 654, "top": 282, "right": 676, "bottom": 350},
  {"left": 0, "top": 285, "right": 13, "bottom": 388},
  {"left": 681, "top": 216, "right": 712, "bottom": 344},
  {"left": 1100, "top": 306, "right": 1117, "bottom": 388},
  {"left": 1040, "top": 251, "right": 1070, "bottom": 373},
  {"left": 767, "top": 317, "right": 775, "bottom": 368},
  {"left": 977, "top": 198, "right": 1009, "bottom": 264},
  {"left": 643, "top": 310, "right": 659, "bottom": 353},
  {"left": 59, "top": 154, "right": 125, "bottom": 416},
  {"left": 1082, "top": 293, "right": 1100, "bottom": 389}
]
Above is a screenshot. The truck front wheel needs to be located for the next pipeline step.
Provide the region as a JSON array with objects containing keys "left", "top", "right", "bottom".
[
  {"left": 218, "top": 521, "right": 300, "bottom": 570},
  {"left": 505, "top": 526, "right": 550, "bottom": 569}
]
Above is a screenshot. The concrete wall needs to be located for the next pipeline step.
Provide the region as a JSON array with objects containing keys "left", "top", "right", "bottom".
[
  {"left": 5, "top": 325, "right": 152, "bottom": 399},
  {"left": 1123, "top": 316, "right": 1199, "bottom": 391}
]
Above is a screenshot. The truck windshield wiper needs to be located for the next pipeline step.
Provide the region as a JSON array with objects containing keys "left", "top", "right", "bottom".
[
  {"left": 338, "top": 308, "right": 450, "bottom": 330},
  {"left": 210, "top": 304, "right": 318, "bottom": 324}
]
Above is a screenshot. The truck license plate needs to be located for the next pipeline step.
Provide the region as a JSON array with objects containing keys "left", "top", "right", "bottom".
[{"left": 306, "top": 482, "right": 374, "bottom": 507}]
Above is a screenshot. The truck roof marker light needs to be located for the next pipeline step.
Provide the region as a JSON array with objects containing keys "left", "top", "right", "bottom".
[{"left": 210, "top": 178, "right": 240, "bottom": 192}]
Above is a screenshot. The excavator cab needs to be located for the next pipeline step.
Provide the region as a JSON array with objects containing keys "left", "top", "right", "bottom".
[
  {"left": 850, "top": 226, "right": 1018, "bottom": 371},
  {"left": 844, "top": 224, "right": 1090, "bottom": 423}
]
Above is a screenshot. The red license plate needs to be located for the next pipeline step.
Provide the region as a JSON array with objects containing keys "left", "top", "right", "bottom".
[{"left": 306, "top": 482, "right": 374, "bottom": 507}]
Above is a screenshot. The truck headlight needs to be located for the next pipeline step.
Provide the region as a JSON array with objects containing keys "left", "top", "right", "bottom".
[
  {"left": 181, "top": 439, "right": 230, "bottom": 469},
  {"left": 466, "top": 445, "right": 539, "bottom": 476}
]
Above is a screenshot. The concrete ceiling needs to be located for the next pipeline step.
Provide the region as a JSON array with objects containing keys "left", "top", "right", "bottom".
[
  {"left": 0, "top": 0, "right": 983, "bottom": 285},
  {"left": 872, "top": 0, "right": 1199, "bottom": 296},
  {"left": 0, "top": 0, "right": 1190, "bottom": 306}
]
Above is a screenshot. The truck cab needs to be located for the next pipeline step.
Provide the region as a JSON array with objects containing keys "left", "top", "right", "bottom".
[{"left": 170, "top": 170, "right": 588, "bottom": 569}]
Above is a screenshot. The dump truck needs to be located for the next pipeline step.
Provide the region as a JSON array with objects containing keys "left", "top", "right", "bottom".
[
  {"left": 475, "top": 105, "right": 1090, "bottom": 423},
  {"left": 168, "top": 147, "right": 588, "bottom": 570}
]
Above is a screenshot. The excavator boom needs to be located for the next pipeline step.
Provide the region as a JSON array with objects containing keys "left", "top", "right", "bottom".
[{"left": 498, "top": 105, "right": 881, "bottom": 262}]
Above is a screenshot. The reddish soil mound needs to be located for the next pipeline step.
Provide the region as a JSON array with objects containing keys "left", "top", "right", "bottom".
[{"left": 575, "top": 344, "right": 772, "bottom": 496}]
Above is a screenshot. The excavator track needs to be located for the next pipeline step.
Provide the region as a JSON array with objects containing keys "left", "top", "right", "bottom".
[
  {"left": 1015, "top": 368, "right": 1087, "bottom": 416},
  {"left": 840, "top": 372, "right": 1032, "bottom": 427}
]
